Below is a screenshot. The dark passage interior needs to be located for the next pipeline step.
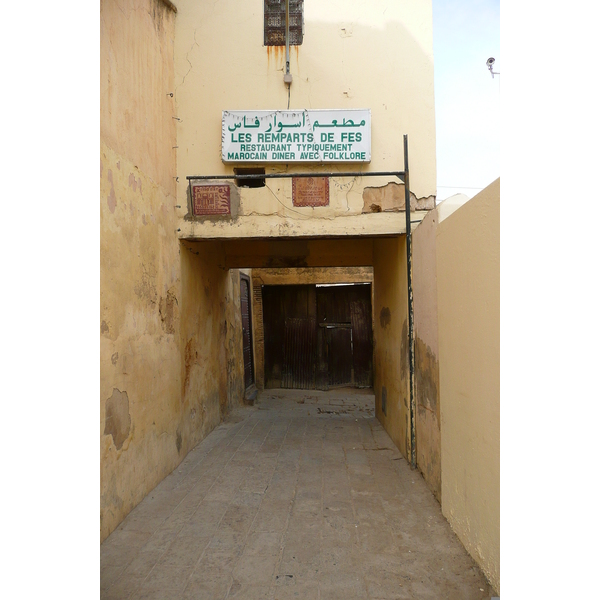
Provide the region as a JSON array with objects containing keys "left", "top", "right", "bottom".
[{"left": 262, "top": 283, "right": 373, "bottom": 390}]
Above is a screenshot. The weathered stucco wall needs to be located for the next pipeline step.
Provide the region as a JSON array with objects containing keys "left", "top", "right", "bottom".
[
  {"left": 100, "top": 0, "right": 180, "bottom": 541},
  {"left": 251, "top": 267, "right": 374, "bottom": 390},
  {"left": 100, "top": 0, "right": 246, "bottom": 542},
  {"left": 179, "top": 243, "right": 245, "bottom": 446},
  {"left": 437, "top": 179, "right": 500, "bottom": 592},
  {"left": 101, "top": 0, "right": 177, "bottom": 192},
  {"left": 373, "top": 237, "right": 410, "bottom": 459},
  {"left": 173, "top": 0, "right": 436, "bottom": 240},
  {"left": 412, "top": 209, "right": 441, "bottom": 501}
]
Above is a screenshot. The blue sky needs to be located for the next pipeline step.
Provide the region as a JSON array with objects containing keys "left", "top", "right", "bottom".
[{"left": 432, "top": 0, "right": 500, "bottom": 201}]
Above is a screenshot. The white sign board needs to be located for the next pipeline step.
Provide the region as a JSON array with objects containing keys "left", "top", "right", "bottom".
[{"left": 222, "top": 109, "right": 371, "bottom": 163}]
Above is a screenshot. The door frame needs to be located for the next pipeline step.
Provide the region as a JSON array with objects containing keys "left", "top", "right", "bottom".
[{"left": 240, "top": 273, "right": 255, "bottom": 389}]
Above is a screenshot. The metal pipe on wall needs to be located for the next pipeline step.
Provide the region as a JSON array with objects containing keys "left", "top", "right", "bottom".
[
  {"left": 285, "top": 0, "right": 290, "bottom": 78},
  {"left": 283, "top": 0, "right": 292, "bottom": 96},
  {"left": 403, "top": 134, "right": 417, "bottom": 470}
]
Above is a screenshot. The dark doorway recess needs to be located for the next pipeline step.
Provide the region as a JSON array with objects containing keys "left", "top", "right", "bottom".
[
  {"left": 240, "top": 274, "right": 254, "bottom": 389},
  {"left": 263, "top": 284, "right": 373, "bottom": 390}
]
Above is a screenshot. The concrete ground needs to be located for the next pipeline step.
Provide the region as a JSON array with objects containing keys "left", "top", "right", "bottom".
[{"left": 101, "top": 389, "right": 497, "bottom": 599}]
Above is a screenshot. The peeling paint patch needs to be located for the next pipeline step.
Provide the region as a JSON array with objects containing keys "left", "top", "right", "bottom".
[
  {"left": 129, "top": 172, "right": 137, "bottom": 192},
  {"left": 111, "top": 352, "right": 119, "bottom": 365},
  {"left": 134, "top": 266, "right": 158, "bottom": 305},
  {"left": 379, "top": 306, "right": 391, "bottom": 329},
  {"left": 104, "top": 388, "right": 131, "bottom": 450},
  {"left": 362, "top": 182, "right": 435, "bottom": 213},
  {"left": 101, "top": 320, "right": 109, "bottom": 335},
  {"left": 107, "top": 169, "right": 117, "bottom": 213}
]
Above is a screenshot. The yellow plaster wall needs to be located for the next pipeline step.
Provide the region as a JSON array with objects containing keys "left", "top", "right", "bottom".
[
  {"left": 101, "top": 0, "right": 177, "bottom": 192},
  {"left": 412, "top": 209, "right": 441, "bottom": 501},
  {"left": 437, "top": 179, "right": 500, "bottom": 592},
  {"left": 100, "top": 0, "right": 246, "bottom": 541},
  {"left": 179, "top": 243, "right": 244, "bottom": 445},
  {"left": 100, "top": 0, "right": 180, "bottom": 541},
  {"left": 373, "top": 237, "right": 410, "bottom": 458},
  {"left": 173, "top": 0, "right": 436, "bottom": 239}
]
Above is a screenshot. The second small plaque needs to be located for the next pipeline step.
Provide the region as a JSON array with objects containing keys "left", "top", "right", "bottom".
[{"left": 292, "top": 177, "right": 329, "bottom": 207}]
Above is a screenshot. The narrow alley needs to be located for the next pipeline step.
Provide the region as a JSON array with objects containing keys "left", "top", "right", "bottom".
[{"left": 101, "top": 390, "right": 495, "bottom": 599}]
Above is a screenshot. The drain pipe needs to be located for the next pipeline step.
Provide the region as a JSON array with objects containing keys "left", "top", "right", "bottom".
[{"left": 404, "top": 134, "right": 417, "bottom": 470}]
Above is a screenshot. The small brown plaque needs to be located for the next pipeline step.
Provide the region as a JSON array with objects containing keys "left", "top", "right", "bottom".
[
  {"left": 192, "top": 184, "right": 231, "bottom": 215},
  {"left": 292, "top": 177, "right": 329, "bottom": 207}
]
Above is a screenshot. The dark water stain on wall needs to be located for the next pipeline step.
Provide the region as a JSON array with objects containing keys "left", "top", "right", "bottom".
[
  {"left": 104, "top": 388, "right": 131, "bottom": 450},
  {"left": 379, "top": 306, "right": 391, "bottom": 329},
  {"left": 414, "top": 335, "right": 441, "bottom": 501},
  {"left": 184, "top": 338, "right": 199, "bottom": 394},
  {"left": 415, "top": 336, "right": 439, "bottom": 414}
]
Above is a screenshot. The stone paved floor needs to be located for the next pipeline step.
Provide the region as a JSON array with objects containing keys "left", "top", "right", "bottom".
[{"left": 101, "top": 389, "right": 497, "bottom": 599}]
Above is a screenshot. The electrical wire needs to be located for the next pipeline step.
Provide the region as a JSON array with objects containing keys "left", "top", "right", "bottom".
[{"left": 264, "top": 182, "right": 312, "bottom": 219}]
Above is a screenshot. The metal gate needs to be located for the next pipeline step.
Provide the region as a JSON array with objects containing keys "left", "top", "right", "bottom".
[{"left": 263, "top": 283, "right": 372, "bottom": 390}]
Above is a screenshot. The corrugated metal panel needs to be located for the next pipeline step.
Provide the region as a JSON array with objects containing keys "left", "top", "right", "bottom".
[{"left": 264, "top": 0, "right": 304, "bottom": 46}]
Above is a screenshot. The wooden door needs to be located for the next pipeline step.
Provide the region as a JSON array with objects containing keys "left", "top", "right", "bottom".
[
  {"left": 262, "top": 283, "right": 372, "bottom": 390},
  {"left": 240, "top": 274, "right": 254, "bottom": 389}
]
